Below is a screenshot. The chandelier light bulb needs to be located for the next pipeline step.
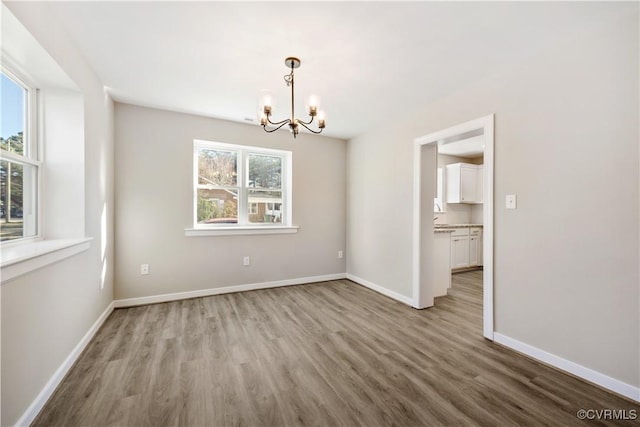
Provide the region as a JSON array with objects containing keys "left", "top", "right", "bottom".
[
  {"left": 317, "top": 110, "right": 326, "bottom": 129},
  {"left": 306, "top": 95, "right": 320, "bottom": 116},
  {"left": 261, "top": 94, "right": 272, "bottom": 111}
]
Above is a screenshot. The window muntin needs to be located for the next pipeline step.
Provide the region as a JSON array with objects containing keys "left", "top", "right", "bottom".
[
  {"left": 194, "top": 140, "right": 291, "bottom": 228},
  {"left": 1, "top": 70, "right": 39, "bottom": 242}
]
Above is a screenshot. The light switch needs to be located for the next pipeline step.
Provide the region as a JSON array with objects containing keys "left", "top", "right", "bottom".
[{"left": 506, "top": 194, "right": 517, "bottom": 209}]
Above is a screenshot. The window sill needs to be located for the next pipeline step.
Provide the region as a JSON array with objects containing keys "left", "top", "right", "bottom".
[
  {"left": 185, "top": 226, "right": 299, "bottom": 237},
  {"left": 1, "top": 237, "right": 92, "bottom": 283}
]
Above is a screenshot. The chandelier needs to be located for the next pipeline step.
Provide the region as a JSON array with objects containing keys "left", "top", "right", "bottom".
[{"left": 260, "top": 57, "right": 326, "bottom": 138}]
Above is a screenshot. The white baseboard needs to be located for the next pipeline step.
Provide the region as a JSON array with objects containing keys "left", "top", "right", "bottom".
[
  {"left": 15, "top": 301, "right": 115, "bottom": 427},
  {"left": 493, "top": 333, "right": 640, "bottom": 403},
  {"left": 346, "top": 273, "right": 414, "bottom": 306},
  {"left": 114, "top": 273, "right": 347, "bottom": 308}
]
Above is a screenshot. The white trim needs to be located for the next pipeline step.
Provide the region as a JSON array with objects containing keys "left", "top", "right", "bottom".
[
  {"left": 114, "top": 273, "right": 346, "bottom": 307},
  {"left": 14, "top": 301, "right": 115, "bottom": 427},
  {"left": 1, "top": 238, "right": 92, "bottom": 283},
  {"left": 346, "top": 273, "right": 414, "bottom": 306},
  {"left": 412, "top": 114, "right": 494, "bottom": 339},
  {"left": 411, "top": 139, "right": 424, "bottom": 308},
  {"left": 482, "top": 116, "right": 495, "bottom": 339},
  {"left": 185, "top": 225, "right": 298, "bottom": 236},
  {"left": 494, "top": 333, "right": 640, "bottom": 403}
]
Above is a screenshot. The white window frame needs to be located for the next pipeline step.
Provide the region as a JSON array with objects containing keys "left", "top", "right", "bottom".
[
  {"left": 1, "top": 67, "right": 41, "bottom": 245},
  {"left": 186, "top": 139, "right": 297, "bottom": 236}
]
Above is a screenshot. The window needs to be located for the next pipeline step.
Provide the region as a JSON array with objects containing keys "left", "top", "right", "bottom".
[
  {"left": 1, "top": 70, "right": 39, "bottom": 243},
  {"left": 193, "top": 140, "right": 292, "bottom": 229}
]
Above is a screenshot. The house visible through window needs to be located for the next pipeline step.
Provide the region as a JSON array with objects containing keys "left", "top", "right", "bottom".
[
  {"left": 1, "top": 70, "right": 39, "bottom": 242},
  {"left": 194, "top": 140, "right": 291, "bottom": 227}
]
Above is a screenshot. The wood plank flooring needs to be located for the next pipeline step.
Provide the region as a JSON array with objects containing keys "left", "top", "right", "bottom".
[{"left": 34, "top": 272, "right": 639, "bottom": 426}]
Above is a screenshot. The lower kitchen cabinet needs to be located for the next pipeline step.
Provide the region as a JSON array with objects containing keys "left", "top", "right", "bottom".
[
  {"left": 469, "top": 227, "right": 482, "bottom": 267},
  {"left": 451, "top": 229, "right": 470, "bottom": 269},
  {"left": 450, "top": 227, "right": 483, "bottom": 270}
]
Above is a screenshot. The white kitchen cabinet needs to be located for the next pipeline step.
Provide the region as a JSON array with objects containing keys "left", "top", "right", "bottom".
[
  {"left": 450, "top": 228, "right": 470, "bottom": 269},
  {"left": 449, "top": 227, "right": 483, "bottom": 270},
  {"left": 469, "top": 227, "right": 482, "bottom": 266},
  {"left": 434, "top": 232, "right": 452, "bottom": 297},
  {"left": 446, "top": 163, "right": 483, "bottom": 204}
]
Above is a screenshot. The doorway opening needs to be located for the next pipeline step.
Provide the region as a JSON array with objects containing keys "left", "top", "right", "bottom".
[{"left": 412, "top": 114, "right": 494, "bottom": 340}]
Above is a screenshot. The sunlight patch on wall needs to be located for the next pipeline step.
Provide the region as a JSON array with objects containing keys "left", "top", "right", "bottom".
[{"left": 100, "top": 203, "right": 107, "bottom": 289}]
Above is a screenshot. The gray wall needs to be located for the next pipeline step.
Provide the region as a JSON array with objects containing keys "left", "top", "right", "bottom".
[
  {"left": 114, "top": 104, "right": 346, "bottom": 300},
  {"left": 1, "top": 2, "right": 115, "bottom": 426},
  {"left": 347, "top": 11, "right": 639, "bottom": 387}
]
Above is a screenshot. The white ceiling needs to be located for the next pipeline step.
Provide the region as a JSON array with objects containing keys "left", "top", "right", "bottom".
[
  {"left": 439, "top": 135, "right": 485, "bottom": 158},
  {"left": 43, "top": 1, "right": 636, "bottom": 140}
]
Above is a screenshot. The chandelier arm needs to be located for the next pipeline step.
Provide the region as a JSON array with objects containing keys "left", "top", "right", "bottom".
[
  {"left": 297, "top": 115, "right": 315, "bottom": 126},
  {"left": 297, "top": 121, "right": 323, "bottom": 134},
  {"left": 267, "top": 116, "right": 291, "bottom": 126},
  {"left": 262, "top": 122, "right": 289, "bottom": 133}
]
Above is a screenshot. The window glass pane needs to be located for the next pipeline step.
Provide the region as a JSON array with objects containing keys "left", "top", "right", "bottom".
[
  {"left": 248, "top": 154, "right": 281, "bottom": 189},
  {"left": 1, "top": 73, "right": 26, "bottom": 155},
  {"left": 197, "top": 188, "right": 238, "bottom": 224},
  {"left": 248, "top": 189, "right": 282, "bottom": 224},
  {"left": 198, "top": 148, "right": 237, "bottom": 186},
  {"left": 0, "top": 160, "right": 38, "bottom": 241}
]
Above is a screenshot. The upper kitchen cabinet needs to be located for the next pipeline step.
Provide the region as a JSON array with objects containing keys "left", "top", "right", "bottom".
[{"left": 446, "top": 162, "right": 483, "bottom": 204}]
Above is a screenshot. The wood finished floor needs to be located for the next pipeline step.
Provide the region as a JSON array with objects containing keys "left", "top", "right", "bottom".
[{"left": 34, "top": 271, "right": 639, "bottom": 426}]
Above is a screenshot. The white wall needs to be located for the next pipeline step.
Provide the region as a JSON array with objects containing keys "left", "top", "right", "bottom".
[
  {"left": 347, "top": 10, "right": 639, "bottom": 390},
  {"left": 41, "top": 89, "right": 85, "bottom": 239},
  {"left": 1, "top": 3, "right": 114, "bottom": 426},
  {"left": 114, "top": 104, "right": 346, "bottom": 301}
]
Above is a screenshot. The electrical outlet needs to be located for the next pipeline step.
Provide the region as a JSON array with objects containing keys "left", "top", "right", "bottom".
[
  {"left": 140, "top": 264, "right": 149, "bottom": 275},
  {"left": 243, "top": 256, "right": 250, "bottom": 266},
  {"left": 338, "top": 250, "right": 343, "bottom": 259},
  {"left": 506, "top": 194, "right": 517, "bottom": 209}
]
